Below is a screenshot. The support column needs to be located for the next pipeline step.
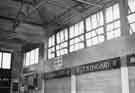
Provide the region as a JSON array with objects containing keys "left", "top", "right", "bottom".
[
  {"left": 120, "top": 56, "right": 129, "bottom": 93},
  {"left": 119, "top": 0, "right": 129, "bottom": 36},
  {"left": 71, "top": 75, "right": 76, "bottom": 93}
]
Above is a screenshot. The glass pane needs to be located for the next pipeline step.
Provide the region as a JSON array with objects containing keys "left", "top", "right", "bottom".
[
  {"left": 114, "top": 21, "right": 120, "bottom": 28},
  {"left": 0, "top": 52, "right": 2, "bottom": 68},
  {"left": 35, "top": 48, "right": 39, "bottom": 64},
  {"left": 92, "top": 37, "right": 98, "bottom": 45},
  {"left": 48, "top": 35, "right": 55, "bottom": 47},
  {"left": 30, "top": 50, "right": 35, "bottom": 64},
  {"left": 107, "top": 31, "right": 114, "bottom": 40},
  {"left": 91, "top": 14, "right": 97, "bottom": 28},
  {"left": 106, "top": 23, "right": 113, "bottom": 31},
  {"left": 96, "top": 27, "right": 104, "bottom": 34},
  {"left": 2, "top": 53, "right": 11, "bottom": 69},
  {"left": 56, "top": 33, "right": 60, "bottom": 44},
  {"left": 128, "top": 13, "right": 135, "bottom": 23},
  {"left": 64, "top": 29, "right": 68, "bottom": 40},
  {"left": 113, "top": 4, "right": 120, "bottom": 20},
  {"left": 26, "top": 52, "right": 30, "bottom": 66},
  {"left": 130, "top": 23, "right": 135, "bottom": 33},
  {"left": 75, "top": 23, "right": 79, "bottom": 36},
  {"left": 106, "top": 6, "right": 113, "bottom": 23},
  {"left": 98, "top": 35, "right": 105, "bottom": 42},
  {"left": 70, "top": 45, "right": 74, "bottom": 52},
  {"left": 86, "top": 17, "right": 92, "bottom": 31},
  {"left": 114, "top": 28, "right": 121, "bottom": 38},
  {"left": 86, "top": 39, "right": 92, "bottom": 47},
  {"left": 69, "top": 26, "right": 74, "bottom": 38},
  {"left": 78, "top": 21, "right": 84, "bottom": 34},
  {"left": 128, "top": 0, "right": 135, "bottom": 13}
]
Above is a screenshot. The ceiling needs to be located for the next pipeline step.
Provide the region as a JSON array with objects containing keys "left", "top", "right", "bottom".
[{"left": 0, "top": 0, "right": 117, "bottom": 46}]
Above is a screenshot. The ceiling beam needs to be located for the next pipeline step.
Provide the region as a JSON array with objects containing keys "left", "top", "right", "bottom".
[
  {"left": 73, "top": 0, "right": 102, "bottom": 8},
  {"left": 0, "top": 15, "right": 43, "bottom": 26}
]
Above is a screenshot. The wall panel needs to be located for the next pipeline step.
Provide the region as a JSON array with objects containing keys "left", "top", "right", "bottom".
[
  {"left": 45, "top": 77, "right": 71, "bottom": 93},
  {"left": 76, "top": 69, "right": 121, "bottom": 93}
]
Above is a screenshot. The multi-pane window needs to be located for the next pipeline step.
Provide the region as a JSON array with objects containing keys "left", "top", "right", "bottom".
[
  {"left": 24, "top": 48, "right": 39, "bottom": 66},
  {"left": 56, "top": 29, "right": 68, "bottom": 56},
  {"left": 0, "top": 52, "right": 12, "bottom": 69},
  {"left": 105, "top": 4, "right": 121, "bottom": 40},
  {"left": 48, "top": 35, "right": 55, "bottom": 59},
  {"left": 128, "top": 0, "right": 135, "bottom": 34},
  {"left": 85, "top": 11, "right": 104, "bottom": 47},
  {"left": 47, "top": 3, "right": 122, "bottom": 59},
  {"left": 69, "top": 21, "right": 85, "bottom": 52}
]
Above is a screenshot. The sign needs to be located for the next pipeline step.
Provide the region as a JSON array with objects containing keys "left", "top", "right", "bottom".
[
  {"left": 72, "top": 57, "right": 120, "bottom": 75},
  {"left": 52, "top": 56, "right": 63, "bottom": 70},
  {"left": 44, "top": 68, "right": 71, "bottom": 80},
  {"left": 44, "top": 57, "right": 120, "bottom": 80},
  {"left": 127, "top": 54, "right": 135, "bottom": 66}
]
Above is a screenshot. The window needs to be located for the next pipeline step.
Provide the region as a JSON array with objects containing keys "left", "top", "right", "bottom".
[
  {"left": 56, "top": 29, "right": 68, "bottom": 56},
  {"left": 105, "top": 4, "right": 121, "bottom": 40},
  {"left": 48, "top": 35, "right": 55, "bottom": 59},
  {"left": 0, "top": 52, "right": 12, "bottom": 69},
  {"left": 24, "top": 48, "right": 39, "bottom": 66},
  {"left": 85, "top": 11, "right": 104, "bottom": 47},
  {"left": 69, "top": 21, "right": 85, "bottom": 52},
  {"left": 128, "top": 0, "right": 135, "bottom": 34},
  {"left": 47, "top": 3, "right": 122, "bottom": 59}
]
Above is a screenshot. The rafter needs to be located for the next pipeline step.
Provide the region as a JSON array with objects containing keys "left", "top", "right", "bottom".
[{"left": 0, "top": 15, "right": 43, "bottom": 26}]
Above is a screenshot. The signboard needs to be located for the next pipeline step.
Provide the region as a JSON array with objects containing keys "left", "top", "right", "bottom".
[
  {"left": 52, "top": 56, "right": 63, "bottom": 70},
  {"left": 72, "top": 57, "right": 120, "bottom": 75},
  {"left": 44, "top": 57, "right": 120, "bottom": 80},
  {"left": 127, "top": 54, "right": 135, "bottom": 66},
  {"left": 44, "top": 68, "right": 71, "bottom": 80}
]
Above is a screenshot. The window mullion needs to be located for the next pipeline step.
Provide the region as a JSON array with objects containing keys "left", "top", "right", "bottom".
[
  {"left": 84, "top": 20, "right": 87, "bottom": 48},
  {"left": 119, "top": 0, "right": 129, "bottom": 36},
  {"left": 67, "top": 27, "right": 70, "bottom": 53},
  {"left": 103, "top": 7, "right": 107, "bottom": 40},
  {"left": 54, "top": 34, "right": 57, "bottom": 57},
  {"left": 1, "top": 53, "right": 3, "bottom": 68}
]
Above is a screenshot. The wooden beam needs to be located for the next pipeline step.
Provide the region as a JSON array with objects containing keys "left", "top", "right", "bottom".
[{"left": 0, "top": 15, "right": 43, "bottom": 26}]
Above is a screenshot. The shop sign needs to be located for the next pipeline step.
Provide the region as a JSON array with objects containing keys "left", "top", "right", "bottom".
[{"left": 44, "top": 57, "right": 120, "bottom": 80}]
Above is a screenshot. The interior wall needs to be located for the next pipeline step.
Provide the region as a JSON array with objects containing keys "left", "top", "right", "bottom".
[{"left": 76, "top": 69, "right": 121, "bottom": 93}]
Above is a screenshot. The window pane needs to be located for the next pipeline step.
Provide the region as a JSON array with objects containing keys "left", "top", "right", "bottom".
[
  {"left": 86, "top": 11, "right": 104, "bottom": 32},
  {"left": 86, "top": 39, "right": 92, "bottom": 47},
  {"left": 0, "top": 52, "right": 2, "bottom": 68},
  {"left": 2, "top": 53, "right": 11, "bottom": 69},
  {"left": 86, "top": 17, "right": 92, "bottom": 31},
  {"left": 69, "top": 26, "right": 74, "bottom": 38},
  {"left": 128, "top": 0, "right": 135, "bottom": 13},
  {"left": 30, "top": 50, "right": 35, "bottom": 65},
  {"left": 106, "top": 6, "right": 113, "bottom": 23},
  {"left": 128, "top": 13, "right": 135, "bottom": 23},
  {"left": 48, "top": 35, "right": 55, "bottom": 47},
  {"left": 113, "top": 4, "right": 120, "bottom": 20},
  {"left": 106, "top": 4, "right": 120, "bottom": 23},
  {"left": 129, "top": 23, "right": 135, "bottom": 34},
  {"left": 35, "top": 48, "right": 39, "bottom": 63},
  {"left": 48, "top": 47, "right": 55, "bottom": 59},
  {"left": 26, "top": 52, "right": 30, "bottom": 66},
  {"left": 69, "top": 21, "right": 84, "bottom": 39},
  {"left": 106, "top": 20, "right": 120, "bottom": 40}
]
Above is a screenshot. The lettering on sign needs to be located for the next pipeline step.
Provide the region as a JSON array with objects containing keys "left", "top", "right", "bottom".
[
  {"left": 44, "top": 57, "right": 120, "bottom": 80},
  {"left": 72, "top": 57, "right": 120, "bottom": 75}
]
